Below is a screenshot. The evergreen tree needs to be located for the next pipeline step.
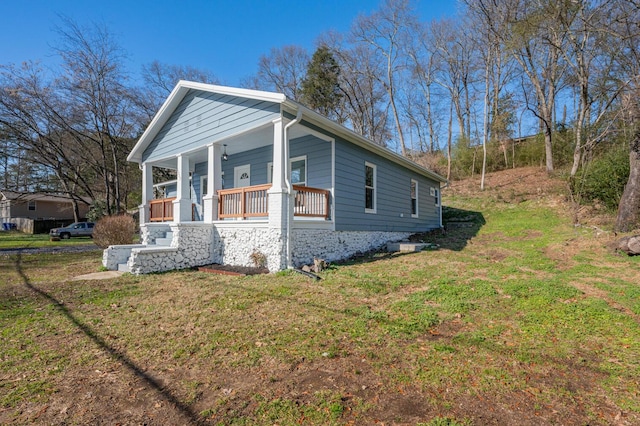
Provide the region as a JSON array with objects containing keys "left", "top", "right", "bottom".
[{"left": 300, "top": 46, "right": 342, "bottom": 119}]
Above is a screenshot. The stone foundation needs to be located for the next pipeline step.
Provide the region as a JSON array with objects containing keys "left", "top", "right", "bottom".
[
  {"left": 104, "top": 222, "right": 420, "bottom": 274},
  {"left": 291, "top": 230, "right": 412, "bottom": 266}
]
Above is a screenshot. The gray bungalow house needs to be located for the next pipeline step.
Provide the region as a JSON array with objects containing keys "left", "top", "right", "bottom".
[{"left": 103, "top": 81, "right": 446, "bottom": 274}]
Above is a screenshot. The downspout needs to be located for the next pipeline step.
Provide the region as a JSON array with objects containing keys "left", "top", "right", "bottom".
[{"left": 283, "top": 108, "right": 303, "bottom": 268}]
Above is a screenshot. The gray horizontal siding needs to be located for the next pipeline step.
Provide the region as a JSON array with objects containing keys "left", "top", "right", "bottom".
[
  {"left": 334, "top": 139, "right": 440, "bottom": 232},
  {"left": 142, "top": 90, "right": 280, "bottom": 162},
  {"left": 220, "top": 145, "right": 272, "bottom": 188},
  {"left": 290, "top": 135, "right": 332, "bottom": 189}
]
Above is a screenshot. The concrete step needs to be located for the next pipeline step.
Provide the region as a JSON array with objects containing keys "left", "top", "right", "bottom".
[
  {"left": 165, "top": 231, "right": 173, "bottom": 239},
  {"left": 155, "top": 237, "right": 173, "bottom": 246},
  {"left": 117, "top": 263, "right": 130, "bottom": 273},
  {"left": 387, "top": 242, "right": 430, "bottom": 253}
]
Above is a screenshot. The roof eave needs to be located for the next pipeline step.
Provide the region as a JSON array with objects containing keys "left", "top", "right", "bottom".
[{"left": 282, "top": 100, "right": 447, "bottom": 184}]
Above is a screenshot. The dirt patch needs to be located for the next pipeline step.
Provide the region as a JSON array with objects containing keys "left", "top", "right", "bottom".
[
  {"left": 447, "top": 166, "right": 567, "bottom": 202},
  {"left": 197, "top": 263, "right": 269, "bottom": 276}
]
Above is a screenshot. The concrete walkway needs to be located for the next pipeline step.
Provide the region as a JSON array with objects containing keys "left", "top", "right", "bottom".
[{"left": 71, "top": 271, "right": 125, "bottom": 281}]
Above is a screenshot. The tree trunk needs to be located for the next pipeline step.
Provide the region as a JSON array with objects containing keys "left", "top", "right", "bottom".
[
  {"left": 615, "top": 129, "right": 640, "bottom": 232},
  {"left": 447, "top": 101, "right": 453, "bottom": 180}
]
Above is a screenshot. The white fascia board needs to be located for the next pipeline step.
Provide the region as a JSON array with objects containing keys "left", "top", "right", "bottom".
[
  {"left": 177, "top": 80, "right": 286, "bottom": 103},
  {"left": 127, "top": 84, "right": 190, "bottom": 164},
  {"left": 282, "top": 100, "right": 447, "bottom": 184}
]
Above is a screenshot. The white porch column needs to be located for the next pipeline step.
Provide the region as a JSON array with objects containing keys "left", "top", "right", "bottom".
[
  {"left": 267, "top": 117, "right": 288, "bottom": 269},
  {"left": 174, "top": 154, "right": 192, "bottom": 222},
  {"left": 268, "top": 117, "right": 288, "bottom": 227},
  {"left": 203, "top": 144, "right": 223, "bottom": 222},
  {"left": 139, "top": 163, "right": 153, "bottom": 225}
]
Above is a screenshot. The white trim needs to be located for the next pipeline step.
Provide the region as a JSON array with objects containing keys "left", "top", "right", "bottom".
[
  {"left": 212, "top": 220, "right": 269, "bottom": 230},
  {"left": 292, "top": 219, "right": 334, "bottom": 230},
  {"left": 411, "top": 179, "right": 419, "bottom": 218},
  {"left": 331, "top": 139, "right": 335, "bottom": 230},
  {"left": 365, "top": 161, "right": 377, "bottom": 214},
  {"left": 289, "top": 155, "right": 307, "bottom": 186}
]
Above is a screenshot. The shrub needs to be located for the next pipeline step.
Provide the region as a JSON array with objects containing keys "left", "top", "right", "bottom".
[
  {"left": 93, "top": 215, "right": 137, "bottom": 249},
  {"left": 571, "top": 144, "right": 629, "bottom": 211}
]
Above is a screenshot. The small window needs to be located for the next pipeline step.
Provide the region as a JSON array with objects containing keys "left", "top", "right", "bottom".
[
  {"left": 290, "top": 158, "right": 306, "bottom": 186},
  {"left": 268, "top": 156, "right": 307, "bottom": 186},
  {"left": 411, "top": 179, "right": 418, "bottom": 217},
  {"left": 365, "top": 162, "right": 376, "bottom": 213},
  {"left": 28, "top": 200, "right": 36, "bottom": 211},
  {"left": 431, "top": 186, "right": 440, "bottom": 207}
]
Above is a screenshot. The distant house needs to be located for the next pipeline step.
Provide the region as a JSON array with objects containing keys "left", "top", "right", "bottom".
[
  {"left": 103, "top": 81, "right": 447, "bottom": 274},
  {"left": 0, "top": 191, "right": 91, "bottom": 233}
]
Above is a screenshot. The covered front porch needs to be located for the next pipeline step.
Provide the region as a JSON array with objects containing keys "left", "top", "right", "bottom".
[{"left": 138, "top": 115, "right": 335, "bottom": 227}]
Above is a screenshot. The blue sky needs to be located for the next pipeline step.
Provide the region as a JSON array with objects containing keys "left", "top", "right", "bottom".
[{"left": 1, "top": 0, "right": 458, "bottom": 86}]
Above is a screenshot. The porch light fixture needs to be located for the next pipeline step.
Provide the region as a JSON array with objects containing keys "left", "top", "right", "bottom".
[{"left": 222, "top": 144, "right": 228, "bottom": 161}]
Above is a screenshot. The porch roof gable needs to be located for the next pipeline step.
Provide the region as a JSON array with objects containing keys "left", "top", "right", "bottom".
[{"left": 128, "top": 81, "right": 286, "bottom": 164}]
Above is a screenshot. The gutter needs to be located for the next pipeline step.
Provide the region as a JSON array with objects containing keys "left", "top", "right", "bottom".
[{"left": 283, "top": 108, "right": 303, "bottom": 269}]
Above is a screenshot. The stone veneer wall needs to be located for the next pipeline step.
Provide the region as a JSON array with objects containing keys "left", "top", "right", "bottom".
[
  {"left": 140, "top": 223, "right": 171, "bottom": 245},
  {"left": 102, "top": 244, "right": 147, "bottom": 270},
  {"left": 291, "top": 230, "right": 413, "bottom": 267},
  {"left": 127, "top": 223, "right": 213, "bottom": 274},
  {"left": 105, "top": 224, "right": 416, "bottom": 274},
  {"left": 212, "top": 224, "right": 285, "bottom": 272}
]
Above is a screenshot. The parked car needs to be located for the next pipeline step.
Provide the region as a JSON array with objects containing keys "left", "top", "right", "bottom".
[{"left": 49, "top": 222, "right": 95, "bottom": 239}]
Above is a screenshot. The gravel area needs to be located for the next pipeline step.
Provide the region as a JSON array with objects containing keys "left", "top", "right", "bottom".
[{"left": 0, "top": 244, "right": 101, "bottom": 256}]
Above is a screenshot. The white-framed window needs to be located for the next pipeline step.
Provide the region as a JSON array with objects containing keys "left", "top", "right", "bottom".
[
  {"left": 430, "top": 186, "right": 440, "bottom": 207},
  {"left": 365, "top": 162, "right": 376, "bottom": 213},
  {"left": 411, "top": 179, "right": 418, "bottom": 217},
  {"left": 200, "top": 176, "right": 208, "bottom": 202},
  {"left": 28, "top": 200, "right": 36, "bottom": 211},
  {"left": 268, "top": 156, "right": 307, "bottom": 186}
]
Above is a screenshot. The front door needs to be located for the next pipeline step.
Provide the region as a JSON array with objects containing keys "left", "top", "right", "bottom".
[{"left": 234, "top": 164, "right": 251, "bottom": 188}]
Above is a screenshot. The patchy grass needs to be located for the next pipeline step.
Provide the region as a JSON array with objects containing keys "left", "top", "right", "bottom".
[
  {"left": 1, "top": 172, "right": 640, "bottom": 425},
  {"left": 0, "top": 230, "right": 95, "bottom": 249}
]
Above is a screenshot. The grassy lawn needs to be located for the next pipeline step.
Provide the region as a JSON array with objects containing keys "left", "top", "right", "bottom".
[
  {"left": 0, "top": 230, "right": 96, "bottom": 249},
  {"left": 1, "top": 186, "right": 639, "bottom": 424}
]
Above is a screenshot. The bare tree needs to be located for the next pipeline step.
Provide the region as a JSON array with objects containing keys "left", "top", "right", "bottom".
[
  {"left": 431, "top": 18, "right": 476, "bottom": 144},
  {"left": 351, "top": 0, "right": 416, "bottom": 156},
  {"left": 405, "top": 20, "right": 444, "bottom": 154},
  {"left": 54, "top": 17, "right": 141, "bottom": 215},
  {"left": 503, "top": 0, "right": 571, "bottom": 173},
  {"left": 141, "top": 60, "right": 219, "bottom": 114},
  {"left": 253, "top": 45, "right": 309, "bottom": 101},
  {"left": 320, "top": 31, "right": 391, "bottom": 146},
  {"left": 0, "top": 17, "right": 144, "bottom": 219}
]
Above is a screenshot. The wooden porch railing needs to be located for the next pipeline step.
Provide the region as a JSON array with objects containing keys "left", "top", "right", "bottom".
[
  {"left": 149, "top": 185, "right": 331, "bottom": 221},
  {"left": 218, "top": 184, "right": 272, "bottom": 219},
  {"left": 149, "top": 197, "right": 175, "bottom": 222},
  {"left": 293, "top": 185, "right": 330, "bottom": 219},
  {"left": 218, "top": 184, "right": 330, "bottom": 220},
  {"left": 149, "top": 198, "right": 196, "bottom": 221}
]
